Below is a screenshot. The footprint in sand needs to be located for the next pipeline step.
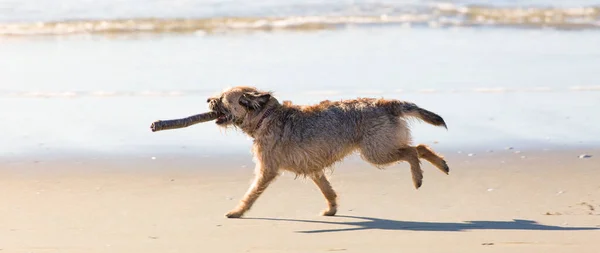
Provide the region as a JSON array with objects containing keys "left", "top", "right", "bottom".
[{"left": 546, "top": 202, "right": 598, "bottom": 216}]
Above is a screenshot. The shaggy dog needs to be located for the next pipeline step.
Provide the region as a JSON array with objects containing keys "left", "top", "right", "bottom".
[{"left": 206, "top": 86, "right": 449, "bottom": 218}]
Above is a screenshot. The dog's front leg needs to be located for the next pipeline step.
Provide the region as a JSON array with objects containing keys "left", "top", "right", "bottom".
[
  {"left": 311, "top": 173, "right": 338, "bottom": 216},
  {"left": 226, "top": 164, "right": 278, "bottom": 218}
]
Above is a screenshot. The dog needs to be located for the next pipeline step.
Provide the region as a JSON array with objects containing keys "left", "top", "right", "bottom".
[{"left": 207, "top": 86, "right": 449, "bottom": 218}]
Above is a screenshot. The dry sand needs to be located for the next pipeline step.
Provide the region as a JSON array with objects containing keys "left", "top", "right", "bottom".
[{"left": 1, "top": 148, "right": 599, "bottom": 253}]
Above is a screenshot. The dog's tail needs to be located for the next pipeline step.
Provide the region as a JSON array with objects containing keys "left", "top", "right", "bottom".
[{"left": 391, "top": 101, "right": 447, "bottom": 129}]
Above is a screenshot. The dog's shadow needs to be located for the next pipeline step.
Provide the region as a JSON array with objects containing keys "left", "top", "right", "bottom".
[{"left": 245, "top": 215, "right": 599, "bottom": 233}]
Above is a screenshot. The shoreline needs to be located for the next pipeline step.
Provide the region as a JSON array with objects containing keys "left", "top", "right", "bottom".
[{"left": 2, "top": 145, "right": 596, "bottom": 173}]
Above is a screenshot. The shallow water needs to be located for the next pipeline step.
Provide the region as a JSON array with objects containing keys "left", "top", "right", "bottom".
[
  {"left": 1, "top": 0, "right": 600, "bottom": 158},
  {"left": 1, "top": 26, "right": 599, "bottom": 158}
]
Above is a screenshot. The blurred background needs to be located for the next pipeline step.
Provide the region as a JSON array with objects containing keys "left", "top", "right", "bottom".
[{"left": 1, "top": 0, "right": 599, "bottom": 159}]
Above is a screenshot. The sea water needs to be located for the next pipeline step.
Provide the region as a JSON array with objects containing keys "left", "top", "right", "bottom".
[{"left": 1, "top": 0, "right": 599, "bottom": 158}]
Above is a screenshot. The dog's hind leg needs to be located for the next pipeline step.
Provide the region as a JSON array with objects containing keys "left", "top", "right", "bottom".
[
  {"left": 360, "top": 146, "right": 423, "bottom": 189},
  {"left": 416, "top": 144, "right": 449, "bottom": 174},
  {"left": 226, "top": 165, "right": 278, "bottom": 218},
  {"left": 393, "top": 147, "right": 423, "bottom": 189},
  {"left": 310, "top": 172, "right": 338, "bottom": 216}
]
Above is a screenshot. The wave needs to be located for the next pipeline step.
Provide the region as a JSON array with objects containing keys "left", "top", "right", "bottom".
[
  {"left": 3, "top": 86, "right": 599, "bottom": 98},
  {"left": 1, "top": 4, "right": 599, "bottom": 36}
]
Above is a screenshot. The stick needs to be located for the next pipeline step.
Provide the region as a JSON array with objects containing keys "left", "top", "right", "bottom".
[{"left": 150, "top": 111, "right": 219, "bottom": 132}]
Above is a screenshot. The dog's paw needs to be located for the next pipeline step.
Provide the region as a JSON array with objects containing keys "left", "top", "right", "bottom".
[
  {"left": 440, "top": 161, "right": 450, "bottom": 175},
  {"left": 413, "top": 179, "right": 422, "bottom": 189},
  {"left": 320, "top": 208, "right": 337, "bottom": 216},
  {"left": 225, "top": 210, "right": 244, "bottom": 218}
]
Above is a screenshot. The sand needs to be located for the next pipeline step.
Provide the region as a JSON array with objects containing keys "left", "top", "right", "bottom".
[{"left": 1, "top": 148, "right": 599, "bottom": 253}]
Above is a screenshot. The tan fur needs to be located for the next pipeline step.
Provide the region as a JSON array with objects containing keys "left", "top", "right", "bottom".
[{"left": 206, "top": 86, "right": 449, "bottom": 218}]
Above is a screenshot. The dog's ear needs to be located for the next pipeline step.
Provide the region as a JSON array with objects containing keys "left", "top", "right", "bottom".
[{"left": 239, "top": 91, "right": 271, "bottom": 110}]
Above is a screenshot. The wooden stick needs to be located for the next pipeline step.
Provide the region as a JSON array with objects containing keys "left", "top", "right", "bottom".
[{"left": 150, "top": 111, "right": 219, "bottom": 132}]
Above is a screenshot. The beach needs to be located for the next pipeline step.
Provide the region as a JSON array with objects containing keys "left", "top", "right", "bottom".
[
  {"left": 1, "top": 149, "right": 599, "bottom": 253},
  {"left": 1, "top": 0, "right": 600, "bottom": 252}
]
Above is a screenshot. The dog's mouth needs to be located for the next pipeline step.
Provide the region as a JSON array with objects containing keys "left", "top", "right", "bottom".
[
  {"left": 215, "top": 112, "right": 233, "bottom": 125},
  {"left": 208, "top": 98, "right": 235, "bottom": 126}
]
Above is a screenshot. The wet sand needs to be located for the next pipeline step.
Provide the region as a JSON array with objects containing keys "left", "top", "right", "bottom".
[{"left": 1, "top": 148, "right": 599, "bottom": 253}]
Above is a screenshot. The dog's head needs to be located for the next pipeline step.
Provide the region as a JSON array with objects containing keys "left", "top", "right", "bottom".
[{"left": 206, "top": 86, "right": 274, "bottom": 128}]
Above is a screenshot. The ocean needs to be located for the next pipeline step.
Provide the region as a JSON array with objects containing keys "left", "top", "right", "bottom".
[{"left": 1, "top": 0, "right": 599, "bottom": 159}]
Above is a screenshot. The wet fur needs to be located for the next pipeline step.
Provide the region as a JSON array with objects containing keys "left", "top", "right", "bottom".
[{"left": 207, "top": 86, "right": 450, "bottom": 218}]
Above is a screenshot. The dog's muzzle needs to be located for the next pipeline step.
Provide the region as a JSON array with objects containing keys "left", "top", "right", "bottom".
[{"left": 207, "top": 98, "right": 232, "bottom": 125}]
